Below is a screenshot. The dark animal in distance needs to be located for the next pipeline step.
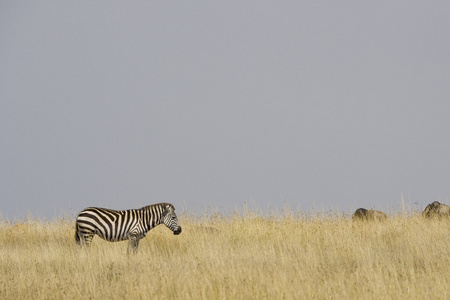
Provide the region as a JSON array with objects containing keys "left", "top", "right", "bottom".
[
  {"left": 422, "top": 201, "right": 450, "bottom": 218},
  {"left": 352, "top": 208, "right": 387, "bottom": 221},
  {"left": 75, "top": 203, "right": 182, "bottom": 254}
]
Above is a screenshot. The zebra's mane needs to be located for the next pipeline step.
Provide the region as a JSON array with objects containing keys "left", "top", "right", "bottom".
[{"left": 141, "top": 203, "right": 175, "bottom": 211}]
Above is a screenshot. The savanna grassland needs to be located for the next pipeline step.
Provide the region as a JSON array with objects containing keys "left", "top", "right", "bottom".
[{"left": 1, "top": 210, "right": 449, "bottom": 299}]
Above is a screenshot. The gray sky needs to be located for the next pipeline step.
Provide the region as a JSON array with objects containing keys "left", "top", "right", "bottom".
[{"left": 2, "top": 1, "right": 450, "bottom": 219}]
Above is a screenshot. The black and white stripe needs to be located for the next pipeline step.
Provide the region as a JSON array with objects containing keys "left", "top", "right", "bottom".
[{"left": 75, "top": 203, "right": 182, "bottom": 253}]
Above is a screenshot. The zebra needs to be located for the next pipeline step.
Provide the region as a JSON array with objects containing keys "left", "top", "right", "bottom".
[{"left": 75, "top": 203, "right": 182, "bottom": 254}]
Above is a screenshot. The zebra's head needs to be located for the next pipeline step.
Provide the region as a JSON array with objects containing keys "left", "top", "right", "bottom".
[{"left": 162, "top": 205, "right": 182, "bottom": 235}]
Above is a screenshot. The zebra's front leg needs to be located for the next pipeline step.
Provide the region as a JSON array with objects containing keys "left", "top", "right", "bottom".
[{"left": 127, "top": 235, "right": 140, "bottom": 254}]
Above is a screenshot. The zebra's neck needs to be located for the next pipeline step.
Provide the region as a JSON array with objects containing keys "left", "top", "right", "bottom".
[{"left": 142, "top": 205, "right": 164, "bottom": 232}]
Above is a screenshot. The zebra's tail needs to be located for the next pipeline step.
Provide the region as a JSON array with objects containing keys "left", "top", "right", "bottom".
[{"left": 75, "top": 222, "right": 82, "bottom": 246}]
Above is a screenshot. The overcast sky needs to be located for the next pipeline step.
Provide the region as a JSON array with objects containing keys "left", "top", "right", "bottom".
[{"left": 1, "top": 1, "right": 450, "bottom": 219}]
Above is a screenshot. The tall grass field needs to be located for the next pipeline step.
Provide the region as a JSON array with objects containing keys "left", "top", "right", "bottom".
[{"left": 1, "top": 209, "right": 449, "bottom": 299}]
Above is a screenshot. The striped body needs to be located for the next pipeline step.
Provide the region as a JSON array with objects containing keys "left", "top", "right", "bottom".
[{"left": 75, "top": 203, "right": 181, "bottom": 253}]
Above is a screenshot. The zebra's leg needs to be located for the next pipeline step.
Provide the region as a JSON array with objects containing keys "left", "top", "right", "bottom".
[
  {"left": 75, "top": 231, "right": 94, "bottom": 253},
  {"left": 75, "top": 221, "right": 95, "bottom": 248},
  {"left": 77, "top": 232, "right": 94, "bottom": 248},
  {"left": 127, "top": 235, "right": 140, "bottom": 254},
  {"left": 83, "top": 233, "right": 94, "bottom": 247}
]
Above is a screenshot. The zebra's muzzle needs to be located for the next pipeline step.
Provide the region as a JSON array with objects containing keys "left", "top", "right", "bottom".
[{"left": 173, "top": 227, "right": 182, "bottom": 235}]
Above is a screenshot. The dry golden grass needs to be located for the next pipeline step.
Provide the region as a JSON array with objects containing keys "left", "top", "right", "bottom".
[{"left": 0, "top": 211, "right": 449, "bottom": 299}]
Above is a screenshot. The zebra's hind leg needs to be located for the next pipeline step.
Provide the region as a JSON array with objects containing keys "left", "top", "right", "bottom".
[
  {"left": 83, "top": 233, "right": 94, "bottom": 247},
  {"left": 76, "top": 231, "right": 94, "bottom": 248},
  {"left": 127, "top": 236, "right": 140, "bottom": 255}
]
